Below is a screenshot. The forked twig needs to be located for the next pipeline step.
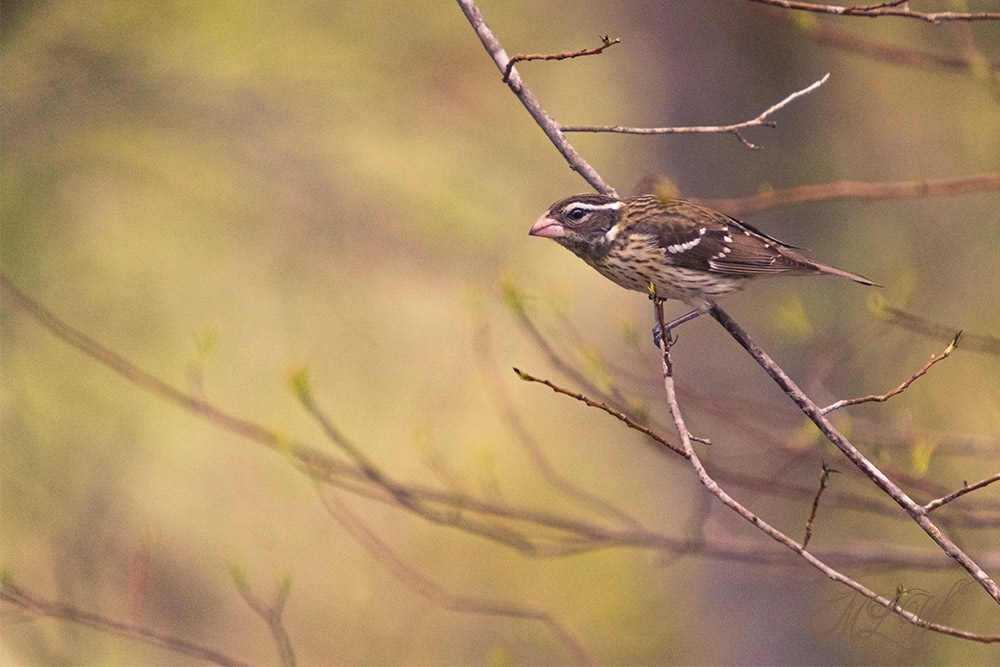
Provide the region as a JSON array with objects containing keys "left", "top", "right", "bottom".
[
  {"left": 229, "top": 568, "right": 296, "bottom": 667},
  {"left": 457, "top": 0, "right": 1000, "bottom": 623},
  {"left": 562, "top": 74, "right": 830, "bottom": 150},
  {"left": 709, "top": 304, "right": 1000, "bottom": 603},
  {"left": 821, "top": 332, "right": 962, "bottom": 414},
  {"left": 651, "top": 302, "right": 997, "bottom": 640}
]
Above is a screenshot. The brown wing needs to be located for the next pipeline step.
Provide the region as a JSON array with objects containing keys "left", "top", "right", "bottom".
[{"left": 628, "top": 197, "right": 815, "bottom": 277}]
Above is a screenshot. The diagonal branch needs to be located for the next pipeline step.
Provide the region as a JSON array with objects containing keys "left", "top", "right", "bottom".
[
  {"left": 6, "top": 270, "right": 998, "bottom": 644},
  {"left": 0, "top": 580, "right": 252, "bottom": 667},
  {"left": 869, "top": 298, "right": 1000, "bottom": 356},
  {"left": 708, "top": 303, "right": 1000, "bottom": 604},
  {"left": 514, "top": 367, "right": 686, "bottom": 456},
  {"left": 652, "top": 302, "right": 997, "bottom": 641},
  {"left": 313, "top": 485, "right": 595, "bottom": 665},
  {"left": 746, "top": 0, "right": 1000, "bottom": 23},
  {"left": 455, "top": 0, "right": 616, "bottom": 196}
]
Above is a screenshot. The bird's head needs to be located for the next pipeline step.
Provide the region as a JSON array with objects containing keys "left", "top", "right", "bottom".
[{"left": 529, "top": 194, "right": 625, "bottom": 248}]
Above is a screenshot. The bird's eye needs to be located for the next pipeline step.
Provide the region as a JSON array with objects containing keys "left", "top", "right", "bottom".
[{"left": 567, "top": 207, "right": 587, "bottom": 221}]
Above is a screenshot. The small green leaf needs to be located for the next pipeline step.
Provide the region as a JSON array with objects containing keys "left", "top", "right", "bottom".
[
  {"left": 287, "top": 366, "right": 313, "bottom": 403},
  {"left": 911, "top": 438, "right": 937, "bottom": 476},
  {"left": 228, "top": 562, "right": 250, "bottom": 595},
  {"left": 193, "top": 326, "right": 219, "bottom": 357},
  {"left": 499, "top": 277, "right": 525, "bottom": 316}
]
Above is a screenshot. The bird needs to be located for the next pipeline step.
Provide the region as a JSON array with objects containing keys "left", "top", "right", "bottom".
[{"left": 529, "top": 193, "right": 877, "bottom": 339}]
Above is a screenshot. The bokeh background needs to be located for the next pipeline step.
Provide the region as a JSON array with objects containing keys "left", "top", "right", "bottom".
[{"left": 2, "top": 0, "right": 999, "bottom": 664}]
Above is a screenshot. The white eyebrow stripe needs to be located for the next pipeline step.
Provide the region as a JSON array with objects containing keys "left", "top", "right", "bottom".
[{"left": 563, "top": 201, "right": 624, "bottom": 213}]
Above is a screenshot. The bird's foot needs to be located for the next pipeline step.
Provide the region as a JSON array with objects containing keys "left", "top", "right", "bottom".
[
  {"left": 651, "top": 323, "right": 675, "bottom": 349},
  {"left": 651, "top": 308, "right": 705, "bottom": 349}
]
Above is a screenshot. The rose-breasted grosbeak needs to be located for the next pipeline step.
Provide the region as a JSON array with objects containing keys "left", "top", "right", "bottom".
[{"left": 530, "top": 193, "right": 876, "bottom": 332}]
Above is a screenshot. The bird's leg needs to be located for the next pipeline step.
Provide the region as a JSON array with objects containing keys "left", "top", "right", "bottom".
[{"left": 651, "top": 308, "right": 704, "bottom": 348}]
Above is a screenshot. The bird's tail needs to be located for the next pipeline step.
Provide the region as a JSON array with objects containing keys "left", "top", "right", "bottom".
[{"left": 812, "top": 262, "right": 880, "bottom": 287}]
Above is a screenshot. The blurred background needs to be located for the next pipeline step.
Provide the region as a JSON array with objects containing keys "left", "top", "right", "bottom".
[{"left": 2, "top": 0, "right": 999, "bottom": 664}]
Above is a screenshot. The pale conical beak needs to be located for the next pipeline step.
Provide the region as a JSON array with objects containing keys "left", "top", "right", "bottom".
[{"left": 529, "top": 214, "right": 565, "bottom": 238}]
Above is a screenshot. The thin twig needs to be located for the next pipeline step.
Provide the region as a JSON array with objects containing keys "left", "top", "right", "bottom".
[
  {"left": 868, "top": 298, "right": 1000, "bottom": 356},
  {"left": 708, "top": 303, "right": 1000, "bottom": 604},
  {"left": 821, "top": 332, "right": 962, "bottom": 414},
  {"left": 925, "top": 474, "right": 1000, "bottom": 513},
  {"left": 561, "top": 73, "right": 830, "bottom": 149},
  {"left": 455, "top": 0, "right": 616, "bottom": 196},
  {"left": 313, "top": 486, "right": 596, "bottom": 666},
  {"left": 0, "top": 581, "right": 252, "bottom": 667},
  {"left": 475, "top": 318, "right": 645, "bottom": 529},
  {"left": 6, "top": 269, "right": 999, "bottom": 633},
  {"left": 502, "top": 280, "right": 635, "bottom": 412},
  {"left": 801, "top": 22, "right": 1000, "bottom": 73},
  {"left": 229, "top": 568, "right": 297, "bottom": 667},
  {"left": 503, "top": 35, "right": 620, "bottom": 82},
  {"left": 803, "top": 462, "right": 839, "bottom": 549},
  {"left": 693, "top": 173, "right": 1000, "bottom": 216},
  {"left": 651, "top": 302, "right": 999, "bottom": 641},
  {"left": 514, "top": 367, "right": 686, "bottom": 457},
  {"left": 746, "top": 0, "right": 1000, "bottom": 23}
]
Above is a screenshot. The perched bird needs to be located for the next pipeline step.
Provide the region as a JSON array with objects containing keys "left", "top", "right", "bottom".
[{"left": 530, "top": 193, "right": 877, "bottom": 335}]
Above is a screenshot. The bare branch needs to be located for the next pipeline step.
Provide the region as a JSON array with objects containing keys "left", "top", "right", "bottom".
[
  {"left": 746, "top": 0, "right": 1000, "bottom": 23},
  {"left": 503, "top": 35, "right": 621, "bottom": 82},
  {"left": 229, "top": 568, "right": 296, "bottom": 667},
  {"left": 6, "top": 269, "right": 999, "bottom": 646},
  {"left": 455, "top": 0, "right": 616, "bottom": 196},
  {"left": 513, "top": 367, "right": 686, "bottom": 457},
  {"left": 803, "top": 462, "right": 839, "bottom": 549},
  {"left": 501, "top": 279, "right": 635, "bottom": 411},
  {"left": 653, "top": 304, "right": 996, "bottom": 640},
  {"left": 561, "top": 73, "right": 830, "bottom": 144},
  {"left": 821, "top": 332, "right": 961, "bottom": 414},
  {"left": 694, "top": 173, "right": 1000, "bottom": 217},
  {"left": 869, "top": 298, "right": 1000, "bottom": 356},
  {"left": 0, "top": 580, "right": 252, "bottom": 667},
  {"left": 801, "top": 22, "right": 1000, "bottom": 73},
  {"left": 313, "top": 486, "right": 595, "bottom": 666},
  {"left": 925, "top": 474, "right": 1000, "bottom": 513},
  {"left": 708, "top": 303, "right": 1000, "bottom": 604},
  {"left": 474, "top": 319, "right": 645, "bottom": 529}
]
